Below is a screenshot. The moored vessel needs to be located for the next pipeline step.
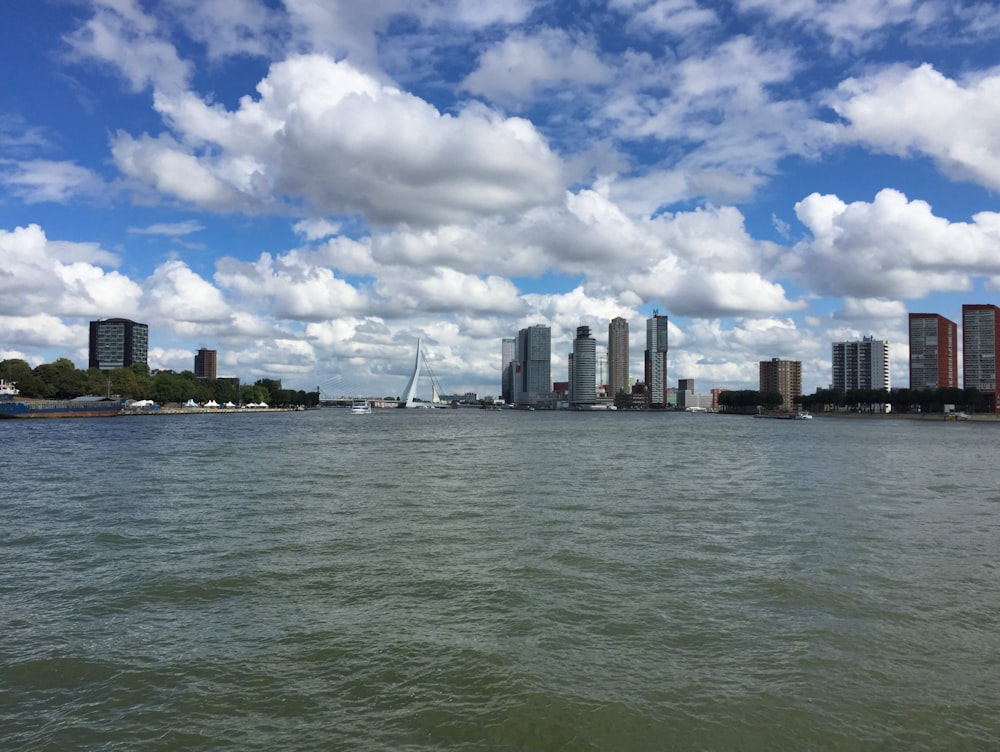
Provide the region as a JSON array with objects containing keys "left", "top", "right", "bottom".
[{"left": 0, "top": 380, "right": 124, "bottom": 419}]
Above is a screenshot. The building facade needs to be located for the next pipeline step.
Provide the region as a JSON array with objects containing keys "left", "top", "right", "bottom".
[
  {"left": 571, "top": 326, "right": 596, "bottom": 406},
  {"left": 645, "top": 313, "right": 669, "bottom": 407},
  {"left": 908, "top": 313, "right": 958, "bottom": 390},
  {"left": 500, "top": 337, "right": 516, "bottom": 404},
  {"left": 88, "top": 318, "right": 149, "bottom": 370},
  {"left": 516, "top": 325, "right": 551, "bottom": 406},
  {"left": 759, "top": 358, "right": 802, "bottom": 412},
  {"left": 194, "top": 348, "right": 218, "bottom": 379},
  {"left": 962, "top": 304, "right": 1000, "bottom": 411},
  {"left": 608, "top": 316, "right": 629, "bottom": 398},
  {"left": 831, "top": 336, "right": 890, "bottom": 391}
]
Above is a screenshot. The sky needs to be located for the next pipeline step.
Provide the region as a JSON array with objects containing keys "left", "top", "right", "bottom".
[{"left": 2, "top": 0, "right": 1000, "bottom": 399}]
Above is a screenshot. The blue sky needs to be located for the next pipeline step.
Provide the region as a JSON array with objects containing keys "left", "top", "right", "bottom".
[{"left": 2, "top": 0, "right": 1000, "bottom": 398}]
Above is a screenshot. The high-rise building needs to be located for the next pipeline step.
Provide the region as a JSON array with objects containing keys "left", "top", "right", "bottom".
[
  {"left": 500, "top": 337, "right": 516, "bottom": 403},
  {"left": 759, "top": 358, "right": 802, "bottom": 412},
  {"left": 608, "top": 317, "right": 629, "bottom": 397},
  {"left": 516, "top": 325, "right": 551, "bottom": 406},
  {"left": 831, "top": 336, "right": 890, "bottom": 391},
  {"left": 645, "top": 312, "right": 669, "bottom": 407},
  {"left": 88, "top": 318, "right": 148, "bottom": 370},
  {"left": 962, "top": 304, "right": 1000, "bottom": 411},
  {"left": 908, "top": 313, "right": 958, "bottom": 390},
  {"left": 571, "top": 325, "right": 596, "bottom": 406},
  {"left": 194, "top": 348, "right": 218, "bottom": 379}
]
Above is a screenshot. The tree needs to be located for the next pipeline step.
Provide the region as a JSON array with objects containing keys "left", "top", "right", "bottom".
[
  {"left": 0, "top": 359, "right": 43, "bottom": 396},
  {"left": 33, "top": 358, "right": 87, "bottom": 398}
]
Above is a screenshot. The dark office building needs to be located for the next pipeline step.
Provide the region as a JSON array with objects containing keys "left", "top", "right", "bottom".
[
  {"left": 89, "top": 318, "right": 149, "bottom": 370},
  {"left": 194, "top": 348, "right": 218, "bottom": 379}
]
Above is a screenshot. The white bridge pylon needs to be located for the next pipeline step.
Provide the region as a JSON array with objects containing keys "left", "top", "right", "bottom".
[{"left": 400, "top": 338, "right": 444, "bottom": 407}]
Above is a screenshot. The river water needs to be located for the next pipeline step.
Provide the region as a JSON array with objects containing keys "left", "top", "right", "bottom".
[{"left": 2, "top": 409, "right": 998, "bottom": 750}]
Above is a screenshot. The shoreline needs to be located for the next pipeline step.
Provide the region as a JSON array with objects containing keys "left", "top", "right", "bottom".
[
  {"left": 813, "top": 411, "right": 1000, "bottom": 422},
  {"left": 120, "top": 407, "right": 301, "bottom": 416}
]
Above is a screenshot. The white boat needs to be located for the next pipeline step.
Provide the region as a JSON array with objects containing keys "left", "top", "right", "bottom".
[
  {"left": 795, "top": 411, "right": 814, "bottom": 420},
  {"left": 350, "top": 399, "right": 372, "bottom": 415}
]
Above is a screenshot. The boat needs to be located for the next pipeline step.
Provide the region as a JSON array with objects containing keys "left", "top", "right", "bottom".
[
  {"left": 795, "top": 411, "right": 814, "bottom": 420},
  {"left": 350, "top": 399, "right": 372, "bottom": 415},
  {"left": 0, "top": 380, "right": 124, "bottom": 419}
]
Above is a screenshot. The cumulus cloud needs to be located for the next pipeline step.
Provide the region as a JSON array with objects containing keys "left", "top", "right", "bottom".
[
  {"left": 790, "top": 188, "right": 1000, "bottom": 298},
  {"left": 829, "top": 63, "right": 1000, "bottom": 192},
  {"left": 293, "top": 218, "right": 342, "bottom": 241},
  {"left": 0, "top": 224, "right": 141, "bottom": 318},
  {"left": 380, "top": 269, "right": 525, "bottom": 316},
  {"left": 0, "top": 314, "right": 86, "bottom": 350},
  {"left": 214, "top": 252, "right": 371, "bottom": 320},
  {"left": 145, "top": 259, "right": 231, "bottom": 323},
  {"left": 112, "top": 55, "right": 565, "bottom": 225}
]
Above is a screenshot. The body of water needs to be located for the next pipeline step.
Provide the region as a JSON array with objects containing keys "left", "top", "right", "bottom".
[{"left": 2, "top": 409, "right": 998, "bottom": 750}]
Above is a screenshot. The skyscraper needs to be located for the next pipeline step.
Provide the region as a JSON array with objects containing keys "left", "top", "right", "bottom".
[
  {"left": 759, "top": 358, "right": 802, "bottom": 412},
  {"left": 645, "top": 312, "right": 669, "bottom": 407},
  {"left": 962, "top": 304, "right": 1000, "bottom": 412},
  {"left": 88, "top": 318, "right": 149, "bottom": 370},
  {"left": 571, "top": 325, "right": 596, "bottom": 406},
  {"left": 831, "top": 336, "right": 890, "bottom": 391},
  {"left": 908, "top": 313, "right": 958, "bottom": 390},
  {"left": 194, "top": 348, "right": 218, "bottom": 379},
  {"left": 516, "top": 325, "right": 551, "bottom": 407},
  {"left": 608, "top": 317, "right": 629, "bottom": 397},
  {"left": 500, "top": 337, "right": 516, "bottom": 404}
]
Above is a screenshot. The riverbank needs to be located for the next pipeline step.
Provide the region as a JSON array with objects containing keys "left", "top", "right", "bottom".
[
  {"left": 120, "top": 406, "right": 301, "bottom": 416},
  {"left": 814, "top": 411, "right": 1000, "bottom": 422}
]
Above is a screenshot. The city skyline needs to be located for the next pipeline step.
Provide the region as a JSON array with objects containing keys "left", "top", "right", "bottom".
[{"left": 3, "top": 3, "right": 1000, "bottom": 398}]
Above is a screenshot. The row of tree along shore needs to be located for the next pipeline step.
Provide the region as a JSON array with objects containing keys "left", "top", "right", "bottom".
[
  {"left": 0, "top": 358, "right": 319, "bottom": 408},
  {"left": 719, "top": 387, "right": 993, "bottom": 414}
]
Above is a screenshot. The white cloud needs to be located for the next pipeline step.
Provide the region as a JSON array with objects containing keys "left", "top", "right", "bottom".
[
  {"left": 144, "top": 259, "right": 232, "bottom": 323},
  {"left": 734, "top": 0, "right": 938, "bottom": 48},
  {"left": 113, "top": 55, "right": 565, "bottom": 225},
  {"left": 0, "top": 224, "right": 141, "bottom": 318},
  {"left": 65, "top": 0, "right": 191, "bottom": 94},
  {"left": 836, "top": 297, "right": 909, "bottom": 321},
  {"left": 620, "top": 0, "right": 720, "bottom": 36},
  {"left": 214, "top": 252, "right": 371, "bottom": 320},
  {"left": 167, "top": 0, "right": 281, "bottom": 60},
  {"left": 380, "top": 269, "right": 525, "bottom": 316},
  {"left": 0, "top": 314, "right": 86, "bottom": 350},
  {"left": 462, "top": 28, "right": 612, "bottom": 107},
  {"left": 128, "top": 220, "right": 204, "bottom": 236},
  {"left": 829, "top": 63, "right": 1000, "bottom": 192},
  {"left": 790, "top": 188, "right": 1000, "bottom": 298},
  {"left": 112, "top": 132, "right": 246, "bottom": 209},
  {"left": 293, "top": 218, "right": 342, "bottom": 241},
  {"left": 0, "top": 159, "right": 106, "bottom": 203}
]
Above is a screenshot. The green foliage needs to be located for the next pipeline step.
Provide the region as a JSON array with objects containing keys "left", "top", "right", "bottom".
[
  {"left": 2, "top": 357, "right": 313, "bottom": 405},
  {"left": 33, "top": 359, "right": 87, "bottom": 398},
  {"left": 718, "top": 389, "right": 766, "bottom": 412},
  {"left": 0, "top": 359, "right": 44, "bottom": 396}
]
